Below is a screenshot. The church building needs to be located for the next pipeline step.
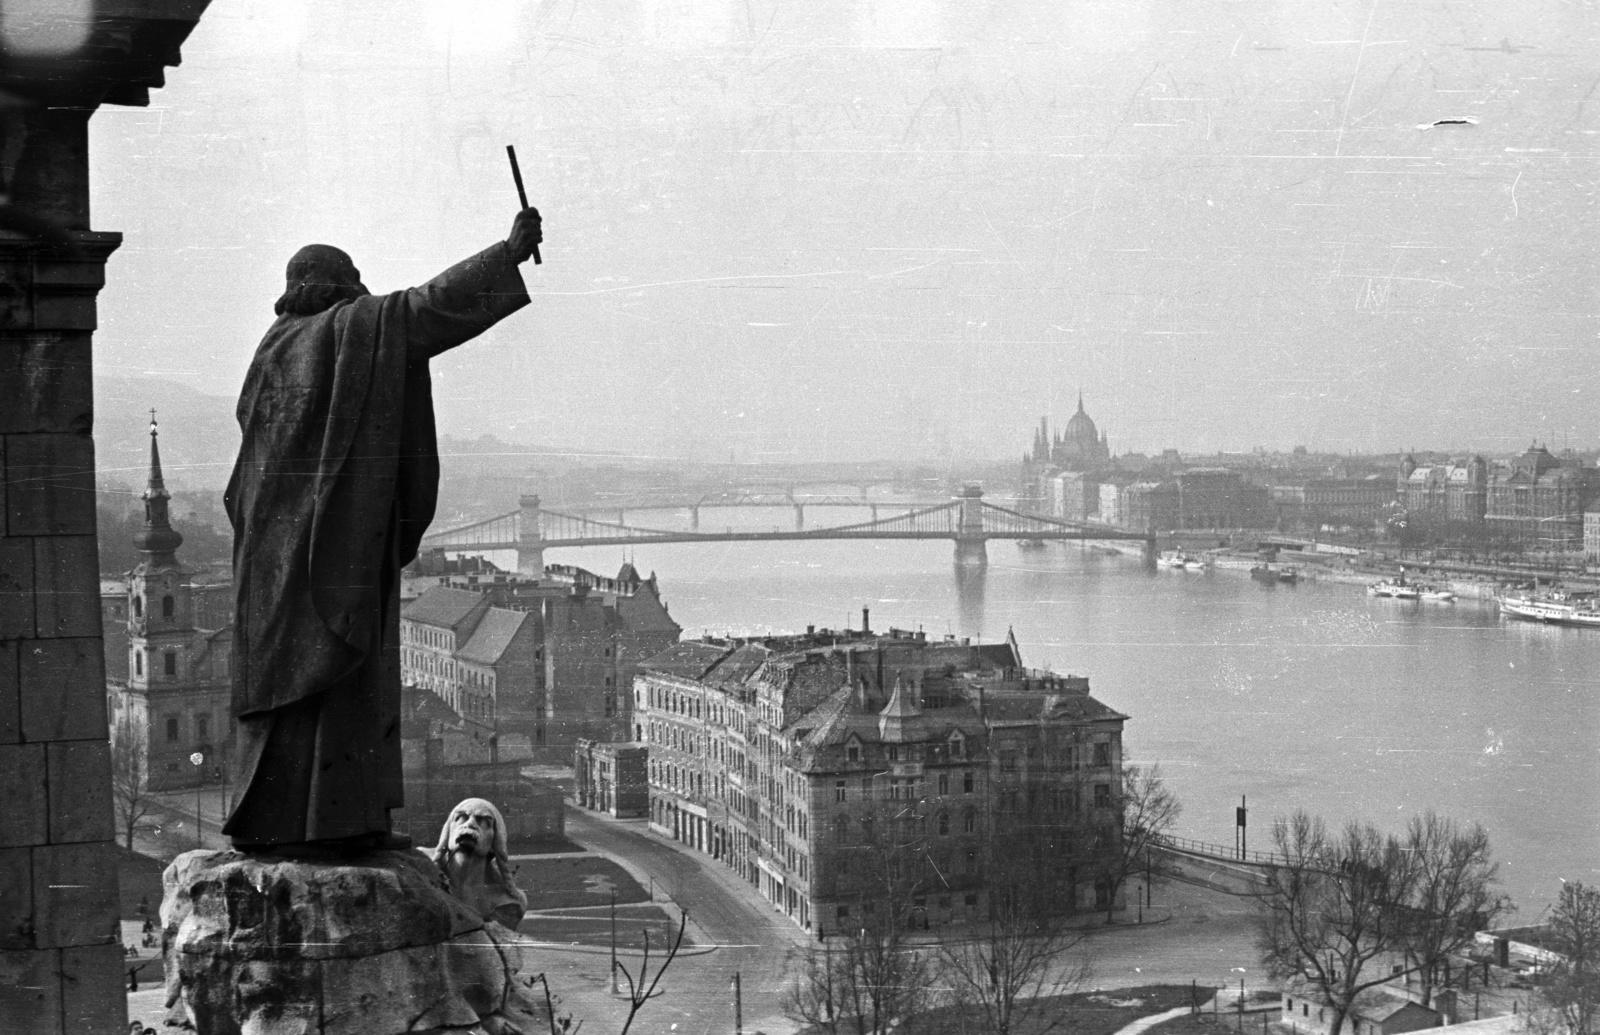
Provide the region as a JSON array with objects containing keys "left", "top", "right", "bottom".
[{"left": 106, "top": 418, "right": 234, "bottom": 792}]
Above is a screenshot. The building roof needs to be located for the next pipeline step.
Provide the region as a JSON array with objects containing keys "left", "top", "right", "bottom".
[
  {"left": 983, "top": 691, "right": 1128, "bottom": 725},
  {"left": 1063, "top": 394, "right": 1098, "bottom": 444},
  {"left": 403, "top": 586, "right": 489, "bottom": 631},
  {"left": 879, "top": 678, "right": 921, "bottom": 719},
  {"left": 1285, "top": 980, "right": 1438, "bottom": 1025},
  {"left": 639, "top": 641, "right": 734, "bottom": 679},
  {"left": 456, "top": 608, "right": 530, "bottom": 665},
  {"left": 973, "top": 637, "right": 1022, "bottom": 670},
  {"left": 401, "top": 682, "right": 465, "bottom": 735},
  {"left": 790, "top": 689, "right": 980, "bottom": 760},
  {"left": 706, "top": 643, "right": 773, "bottom": 686}
]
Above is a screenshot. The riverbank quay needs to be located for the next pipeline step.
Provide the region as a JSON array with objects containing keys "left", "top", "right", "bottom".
[{"left": 1155, "top": 534, "right": 1597, "bottom": 597}]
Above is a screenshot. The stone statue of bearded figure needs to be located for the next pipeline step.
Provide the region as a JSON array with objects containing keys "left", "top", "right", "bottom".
[
  {"left": 432, "top": 798, "right": 528, "bottom": 928},
  {"left": 222, "top": 210, "right": 541, "bottom": 853}
]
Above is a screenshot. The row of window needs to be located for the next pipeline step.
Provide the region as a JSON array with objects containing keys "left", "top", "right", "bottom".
[
  {"left": 130, "top": 593, "right": 177, "bottom": 620},
  {"left": 162, "top": 712, "right": 212, "bottom": 744},
  {"left": 832, "top": 770, "right": 976, "bottom": 801},
  {"left": 834, "top": 893, "right": 979, "bottom": 922},
  {"left": 644, "top": 682, "right": 746, "bottom": 733},
  {"left": 405, "top": 625, "right": 454, "bottom": 649},
  {"left": 843, "top": 736, "right": 967, "bottom": 764},
  {"left": 133, "top": 649, "right": 179, "bottom": 678}
]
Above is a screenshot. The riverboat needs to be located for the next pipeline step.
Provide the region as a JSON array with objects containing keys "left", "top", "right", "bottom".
[
  {"left": 1498, "top": 592, "right": 1600, "bottom": 628},
  {"left": 1368, "top": 579, "right": 1420, "bottom": 600},
  {"left": 1158, "top": 551, "right": 1208, "bottom": 570},
  {"left": 1418, "top": 586, "right": 1456, "bottom": 603},
  {"left": 1278, "top": 568, "right": 1301, "bottom": 584},
  {"left": 1250, "top": 564, "right": 1276, "bottom": 582}
]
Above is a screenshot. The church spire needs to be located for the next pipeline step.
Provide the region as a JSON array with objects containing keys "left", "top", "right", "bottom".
[{"left": 133, "top": 411, "right": 183, "bottom": 568}]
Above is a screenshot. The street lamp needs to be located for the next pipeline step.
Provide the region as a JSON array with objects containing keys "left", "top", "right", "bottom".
[{"left": 189, "top": 751, "right": 205, "bottom": 850}]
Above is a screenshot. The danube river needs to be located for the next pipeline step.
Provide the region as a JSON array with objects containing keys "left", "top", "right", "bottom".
[{"left": 551, "top": 516, "right": 1599, "bottom": 917}]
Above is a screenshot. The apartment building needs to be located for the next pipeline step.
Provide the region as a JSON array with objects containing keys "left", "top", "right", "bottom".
[{"left": 633, "top": 624, "right": 1129, "bottom": 933}]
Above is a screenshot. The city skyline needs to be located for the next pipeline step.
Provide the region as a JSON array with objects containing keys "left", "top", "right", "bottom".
[{"left": 89, "top": 0, "right": 1597, "bottom": 464}]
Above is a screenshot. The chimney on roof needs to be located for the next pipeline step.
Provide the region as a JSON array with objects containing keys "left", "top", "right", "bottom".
[
  {"left": 862, "top": 606, "right": 870, "bottom": 634},
  {"left": 975, "top": 684, "right": 986, "bottom": 720}
]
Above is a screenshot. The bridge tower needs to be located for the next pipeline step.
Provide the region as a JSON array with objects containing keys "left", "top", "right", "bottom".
[
  {"left": 517, "top": 494, "right": 545, "bottom": 574},
  {"left": 955, "top": 483, "right": 987, "bottom": 569}
]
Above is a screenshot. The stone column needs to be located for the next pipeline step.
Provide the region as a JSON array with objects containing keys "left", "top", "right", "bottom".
[{"left": 0, "top": 109, "right": 127, "bottom": 1033}]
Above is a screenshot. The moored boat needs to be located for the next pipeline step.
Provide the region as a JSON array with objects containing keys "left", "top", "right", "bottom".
[
  {"left": 1368, "top": 579, "right": 1419, "bottom": 600},
  {"left": 1498, "top": 592, "right": 1600, "bottom": 628},
  {"left": 1418, "top": 585, "right": 1456, "bottom": 603}
]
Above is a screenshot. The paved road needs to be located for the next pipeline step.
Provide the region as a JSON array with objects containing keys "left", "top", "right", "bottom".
[
  {"left": 520, "top": 806, "right": 810, "bottom": 1034},
  {"left": 128, "top": 800, "right": 1268, "bottom": 1035},
  {"left": 542, "top": 809, "right": 1269, "bottom": 1033}
]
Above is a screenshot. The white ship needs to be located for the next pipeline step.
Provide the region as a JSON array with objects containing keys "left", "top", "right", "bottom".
[
  {"left": 1368, "top": 579, "right": 1420, "bottom": 600},
  {"left": 1498, "top": 592, "right": 1600, "bottom": 628}
]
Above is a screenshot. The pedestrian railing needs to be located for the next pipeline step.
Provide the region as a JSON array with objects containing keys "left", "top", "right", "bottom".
[{"left": 1153, "top": 834, "right": 1286, "bottom": 868}]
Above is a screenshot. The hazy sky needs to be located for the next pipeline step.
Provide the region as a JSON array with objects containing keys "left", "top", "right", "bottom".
[{"left": 91, "top": 0, "right": 1598, "bottom": 464}]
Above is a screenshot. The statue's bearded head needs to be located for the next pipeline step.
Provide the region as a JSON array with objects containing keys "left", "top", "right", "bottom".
[{"left": 275, "top": 244, "right": 371, "bottom": 316}]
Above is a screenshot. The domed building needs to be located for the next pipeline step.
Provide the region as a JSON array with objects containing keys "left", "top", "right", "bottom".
[
  {"left": 1055, "top": 394, "right": 1111, "bottom": 470},
  {"left": 1021, "top": 394, "right": 1115, "bottom": 520}
]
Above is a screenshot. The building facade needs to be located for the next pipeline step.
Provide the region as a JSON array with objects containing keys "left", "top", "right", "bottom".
[
  {"left": 106, "top": 421, "right": 233, "bottom": 793},
  {"left": 1120, "top": 481, "right": 1180, "bottom": 533},
  {"left": 1174, "top": 468, "right": 1272, "bottom": 529},
  {"left": 574, "top": 739, "right": 648, "bottom": 818},
  {"left": 1483, "top": 445, "right": 1599, "bottom": 547},
  {"left": 632, "top": 627, "right": 1128, "bottom": 933},
  {"left": 1271, "top": 477, "right": 1391, "bottom": 531},
  {"left": 400, "top": 560, "right": 681, "bottom": 757},
  {"left": 1397, "top": 455, "right": 1489, "bottom": 526},
  {"left": 395, "top": 684, "right": 566, "bottom": 846}
]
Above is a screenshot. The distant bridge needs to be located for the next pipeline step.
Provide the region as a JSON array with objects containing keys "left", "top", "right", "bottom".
[
  {"left": 558, "top": 493, "right": 951, "bottom": 528},
  {"left": 421, "top": 486, "right": 1155, "bottom": 571}
]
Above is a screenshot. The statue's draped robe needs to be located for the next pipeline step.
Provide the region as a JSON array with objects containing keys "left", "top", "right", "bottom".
[{"left": 223, "top": 243, "right": 528, "bottom": 845}]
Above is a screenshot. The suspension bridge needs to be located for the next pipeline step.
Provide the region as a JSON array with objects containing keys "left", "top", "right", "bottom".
[{"left": 420, "top": 485, "right": 1156, "bottom": 571}]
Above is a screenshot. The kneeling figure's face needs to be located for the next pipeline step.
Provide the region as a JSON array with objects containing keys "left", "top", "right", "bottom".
[{"left": 449, "top": 805, "right": 497, "bottom": 857}]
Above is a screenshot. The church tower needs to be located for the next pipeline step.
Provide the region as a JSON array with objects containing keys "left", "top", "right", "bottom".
[
  {"left": 112, "top": 414, "right": 232, "bottom": 795},
  {"left": 128, "top": 413, "right": 195, "bottom": 688}
]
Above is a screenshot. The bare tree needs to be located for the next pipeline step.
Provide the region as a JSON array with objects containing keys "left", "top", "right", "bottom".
[
  {"left": 615, "top": 909, "right": 687, "bottom": 1035},
  {"left": 787, "top": 804, "right": 934, "bottom": 1035},
  {"left": 937, "top": 878, "right": 1091, "bottom": 1035},
  {"left": 1105, "top": 764, "right": 1181, "bottom": 922},
  {"left": 111, "top": 719, "right": 156, "bottom": 851},
  {"left": 1396, "top": 812, "right": 1508, "bottom": 1007},
  {"left": 1532, "top": 882, "right": 1600, "bottom": 1035},
  {"left": 787, "top": 923, "right": 932, "bottom": 1035},
  {"left": 1255, "top": 812, "right": 1421, "bottom": 1035},
  {"left": 925, "top": 754, "right": 1094, "bottom": 1035}
]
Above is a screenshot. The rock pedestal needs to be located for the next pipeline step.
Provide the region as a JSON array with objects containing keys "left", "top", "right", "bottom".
[{"left": 161, "top": 848, "right": 544, "bottom": 1035}]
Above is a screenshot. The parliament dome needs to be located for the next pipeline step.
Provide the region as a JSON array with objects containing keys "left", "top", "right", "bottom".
[{"left": 1063, "top": 394, "right": 1098, "bottom": 446}]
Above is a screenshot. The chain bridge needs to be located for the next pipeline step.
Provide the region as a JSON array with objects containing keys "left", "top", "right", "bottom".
[{"left": 419, "top": 486, "right": 1156, "bottom": 572}]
